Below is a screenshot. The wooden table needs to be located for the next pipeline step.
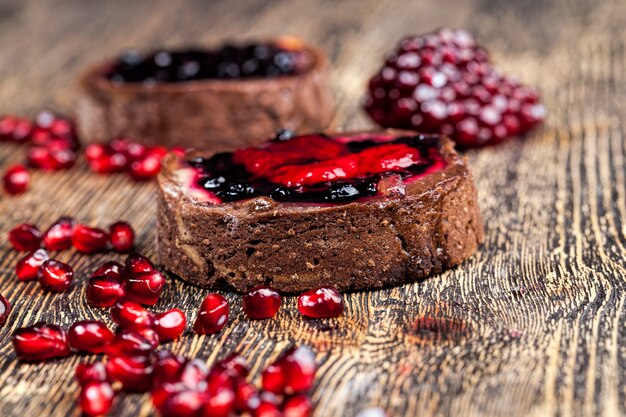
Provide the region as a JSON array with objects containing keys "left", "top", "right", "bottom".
[{"left": 1, "top": 0, "right": 625, "bottom": 416}]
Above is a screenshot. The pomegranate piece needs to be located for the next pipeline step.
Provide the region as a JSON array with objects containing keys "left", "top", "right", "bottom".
[
  {"left": 152, "top": 382, "right": 187, "bottom": 414},
  {"left": 129, "top": 154, "right": 162, "bottom": 181},
  {"left": 125, "top": 253, "right": 155, "bottom": 274},
  {"left": 193, "top": 293, "right": 229, "bottom": 334},
  {"left": 106, "top": 355, "right": 154, "bottom": 392},
  {"left": 0, "top": 293, "right": 11, "bottom": 326},
  {"left": 283, "top": 394, "right": 313, "bottom": 417},
  {"left": 254, "top": 400, "right": 284, "bottom": 417},
  {"left": 110, "top": 298, "right": 156, "bottom": 330},
  {"left": 105, "top": 328, "right": 160, "bottom": 357},
  {"left": 12, "top": 322, "right": 70, "bottom": 361},
  {"left": 202, "top": 385, "right": 236, "bottom": 417},
  {"left": 43, "top": 216, "right": 76, "bottom": 251},
  {"left": 3, "top": 164, "right": 30, "bottom": 195},
  {"left": 15, "top": 249, "right": 49, "bottom": 281},
  {"left": 68, "top": 320, "right": 114, "bottom": 353},
  {"left": 243, "top": 286, "right": 282, "bottom": 320},
  {"left": 262, "top": 362, "right": 286, "bottom": 394},
  {"left": 163, "top": 389, "right": 208, "bottom": 417},
  {"left": 75, "top": 362, "right": 110, "bottom": 385},
  {"left": 0, "top": 115, "right": 32, "bottom": 142},
  {"left": 154, "top": 309, "right": 187, "bottom": 341},
  {"left": 27, "top": 146, "right": 77, "bottom": 170},
  {"left": 124, "top": 269, "right": 166, "bottom": 306},
  {"left": 153, "top": 350, "right": 186, "bottom": 385},
  {"left": 364, "top": 28, "right": 546, "bottom": 148},
  {"left": 39, "top": 259, "right": 74, "bottom": 292},
  {"left": 179, "top": 359, "right": 209, "bottom": 388},
  {"left": 86, "top": 276, "right": 125, "bottom": 307},
  {"left": 109, "top": 221, "right": 135, "bottom": 253},
  {"left": 79, "top": 381, "right": 115, "bottom": 416},
  {"left": 234, "top": 380, "right": 260, "bottom": 413},
  {"left": 218, "top": 353, "right": 249, "bottom": 379},
  {"left": 72, "top": 224, "right": 109, "bottom": 253},
  {"left": 92, "top": 260, "right": 125, "bottom": 281},
  {"left": 297, "top": 287, "right": 344, "bottom": 318},
  {"left": 8, "top": 223, "right": 42, "bottom": 251},
  {"left": 263, "top": 346, "right": 317, "bottom": 395}
]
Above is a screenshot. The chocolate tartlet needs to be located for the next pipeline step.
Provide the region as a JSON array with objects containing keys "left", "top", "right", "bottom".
[
  {"left": 76, "top": 39, "right": 334, "bottom": 151},
  {"left": 157, "top": 130, "right": 483, "bottom": 293}
]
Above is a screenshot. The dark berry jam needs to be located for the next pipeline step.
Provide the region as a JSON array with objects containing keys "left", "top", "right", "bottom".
[
  {"left": 185, "top": 131, "right": 446, "bottom": 204},
  {"left": 106, "top": 41, "right": 313, "bottom": 84}
]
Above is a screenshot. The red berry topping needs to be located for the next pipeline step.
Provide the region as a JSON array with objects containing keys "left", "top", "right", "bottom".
[
  {"left": 106, "top": 355, "right": 154, "bottom": 392},
  {"left": 12, "top": 322, "right": 70, "bottom": 361},
  {"left": 15, "top": 249, "right": 49, "bottom": 281},
  {"left": 92, "top": 260, "right": 125, "bottom": 281},
  {"left": 283, "top": 394, "right": 313, "bottom": 417},
  {"left": 193, "top": 294, "right": 229, "bottom": 334},
  {"left": 39, "top": 259, "right": 74, "bottom": 292},
  {"left": 86, "top": 276, "right": 125, "bottom": 307},
  {"left": 43, "top": 216, "right": 76, "bottom": 251},
  {"left": 364, "top": 28, "right": 546, "bottom": 148},
  {"left": 243, "top": 286, "right": 282, "bottom": 320},
  {"left": 0, "top": 115, "right": 32, "bottom": 142},
  {"left": 297, "top": 287, "right": 344, "bottom": 318},
  {"left": 79, "top": 381, "right": 115, "bottom": 416},
  {"left": 72, "top": 224, "right": 109, "bottom": 254},
  {"left": 105, "top": 328, "right": 160, "bottom": 357},
  {"left": 0, "top": 293, "right": 11, "bottom": 327},
  {"left": 8, "top": 223, "right": 42, "bottom": 251},
  {"left": 110, "top": 298, "right": 156, "bottom": 330},
  {"left": 68, "top": 320, "right": 114, "bottom": 353},
  {"left": 124, "top": 269, "right": 166, "bottom": 306},
  {"left": 109, "top": 221, "right": 135, "bottom": 253},
  {"left": 154, "top": 309, "right": 187, "bottom": 341},
  {"left": 75, "top": 362, "right": 110, "bottom": 385},
  {"left": 3, "top": 164, "right": 30, "bottom": 195}
]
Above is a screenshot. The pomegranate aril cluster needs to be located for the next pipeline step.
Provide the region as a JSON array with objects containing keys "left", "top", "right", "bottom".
[{"left": 364, "top": 28, "right": 546, "bottom": 148}]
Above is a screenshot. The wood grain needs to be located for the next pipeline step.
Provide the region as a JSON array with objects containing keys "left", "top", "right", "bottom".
[{"left": 0, "top": 0, "right": 625, "bottom": 416}]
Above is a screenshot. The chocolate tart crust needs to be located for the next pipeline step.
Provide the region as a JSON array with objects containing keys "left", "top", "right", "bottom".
[
  {"left": 75, "top": 43, "right": 334, "bottom": 151},
  {"left": 156, "top": 131, "right": 484, "bottom": 293}
]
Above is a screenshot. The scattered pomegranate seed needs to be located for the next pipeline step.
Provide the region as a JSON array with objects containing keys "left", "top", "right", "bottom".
[
  {"left": 106, "top": 328, "right": 160, "bottom": 357},
  {"left": 193, "top": 293, "right": 229, "bottom": 334},
  {"left": 218, "top": 353, "right": 250, "bottom": 379},
  {"left": 124, "top": 269, "right": 166, "bottom": 306},
  {"left": 263, "top": 346, "right": 317, "bottom": 395},
  {"left": 153, "top": 350, "right": 186, "bottom": 385},
  {"left": 106, "top": 355, "right": 154, "bottom": 392},
  {"left": 43, "top": 216, "right": 76, "bottom": 251},
  {"left": 125, "top": 253, "right": 156, "bottom": 274},
  {"left": 243, "top": 286, "right": 282, "bottom": 320},
  {"left": 262, "top": 363, "right": 286, "bottom": 394},
  {"left": 12, "top": 322, "right": 70, "bottom": 361},
  {"left": 109, "top": 221, "right": 135, "bottom": 253},
  {"left": 162, "top": 389, "right": 208, "bottom": 417},
  {"left": 255, "top": 400, "right": 283, "bottom": 417},
  {"left": 0, "top": 293, "right": 11, "bottom": 327},
  {"left": 15, "top": 249, "right": 49, "bottom": 281},
  {"left": 75, "top": 362, "right": 110, "bottom": 385},
  {"left": 0, "top": 115, "right": 33, "bottom": 142},
  {"left": 79, "top": 381, "right": 115, "bottom": 416},
  {"left": 154, "top": 309, "right": 187, "bottom": 341},
  {"left": 129, "top": 155, "right": 162, "bottom": 181},
  {"left": 179, "top": 359, "right": 209, "bottom": 388},
  {"left": 297, "top": 287, "right": 344, "bottom": 318},
  {"left": 3, "top": 164, "right": 30, "bottom": 195},
  {"left": 234, "top": 380, "right": 260, "bottom": 413},
  {"left": 38, "top": 259, "right": 74, "bottom": 292},
  {"left": 110, "top": 298, "right": 156, "bottom": 330},
  {"left": 283, "top": 394, "right": 313, "bottom": 417},
  {"left": 72, "top": 224, "right": 109, "bottom": 253},
  {"left": 8, "top": 223, "right": 42, "bottom": 251},
  {"left": 68, "top": 320, "right": 114, "bottom": 353},
  {"left": 203, "top": 384, "right": 236, "bottom": 417},
  {"left": 87, "top": 275, "right": 125, "bottom": 307},
  {"left": 92, "top": 260, "right": 125, "bottom": 281}
]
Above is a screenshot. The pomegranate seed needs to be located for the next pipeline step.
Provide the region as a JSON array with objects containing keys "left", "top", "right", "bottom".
[
  {"left": 106, "top": 328, "right": 160, "bottom": 357},
  {"left": 110, "top": 298, "right": 156, "bottom": 330},
  {"left": 129, "top": 155, "right": 162, "bottom": 181},
  {"left": 234, "top": 380, "right": 260, "bottom": 413},
  {"left": 89, "top": 153, "right": 128, "bottom": 173},
  {"left": 106, "top": 355, "right": 154, "bottom": 392},
  {"left": 262, "top": 363, "right": 286, "bottom": 394},
  {"left": 179, "top": 359, "right": 209, "bottom": 388},
  {"left": 92, "top": 261, "right": 125, "bottom": 281},
  {"left": 39, "top": 259, "right": 74, "bottom": 292},
  {"left": 125, "top": 253, "right": 155, "bottom": 274},
  {"left": 154, "top": 309, "right": 187, "bottom": 341},
  {"left": 152, "top": 382, "right": 187, "bottom": 414},
  {"left": 163, "top": 389, "right": 207, "bottom": 417},
  {"left": 125, "top": 142, "right": 147, "bottom": 161},
  {"left": 254, "top": 401, "right": 284, "bottom": 417},
  {"left": 153, "top": 350, "right": 186, "bottom": 385},
  {"left": 202, "top": 385, "right": 236, "bottom": 417},
  {"left": 283, "top": 394, "right": 313, "bottom": 417},
  {"left": 79, "top": 381, "right": 115, "bottom": 416},
  {"left": 0, "top": 115, "right": 32, "bottom": 142},
  {"left": 193, "top": 294, "right": 229, "bottom": 334},
  {"left": 218, "top": 353, "right": 249, "bottom": 379},
  {"left": 0, "top": 293, "right": 11, "bottom": 326},
  {"left": 3, "top": 164, "right": 30, "bottom": 195},
  {"left": 281, "top": 346, "right": 317, "bottom": 394},
  {"left": 85, "top": 143, "right": 107, "bottom": 161},
  {"left": 68, "top": 320, "right": 114, "bottom": 353},
  {"left": 12, "top": 322, "right": 70, "bottom": 361},
  {"left": 8, "top": 223, "right": 42, "bottom": 251},
  {"left": 43, "top": 216, "right": 76, "bottom": 250},
  {"left": 86, "top": 276, "right": 125, "bottom": 307},
  {"left": 110, "top": 138, "right": 130, "bottom": 153},
  {"left": 75, "top": 362, "right": 110, "bottom": 385},
  {"left": 72, "top": 224, "right": 109, "bottom": 253},
  {"left": 15, "top": 249, "right": 49, "bottom": 281},
  {"left": 109, "top": 221, "right": 135, "bottom": 253},
  {"left": 124, "top": 269, "right": 166, "bottom": 306},
  {"left": 243, "top": 286, "right": 282, "bottom": 320},
  {"left": 297, "top": 287, "right": 344, "bottom": 318}
]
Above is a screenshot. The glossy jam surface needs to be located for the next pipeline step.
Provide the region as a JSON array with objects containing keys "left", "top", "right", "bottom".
[
  {"left": 186, "top": 132, "right": 446, "bottom": 204},
  {"left": 106, "top": 42, "right": 313, "bottom": 84}
]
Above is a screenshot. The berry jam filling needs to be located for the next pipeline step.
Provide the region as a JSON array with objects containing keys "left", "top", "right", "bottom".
[
  {"left": 106, "top": 41, "right": 313, "bottom": 84},
  {"left": 186, "top": 131, "right": 446, "bottom": 204}
]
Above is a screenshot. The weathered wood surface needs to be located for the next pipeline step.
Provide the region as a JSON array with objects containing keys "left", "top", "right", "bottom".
[{"left": 0, "top": 0, "right": 625, "bottom": 416}]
